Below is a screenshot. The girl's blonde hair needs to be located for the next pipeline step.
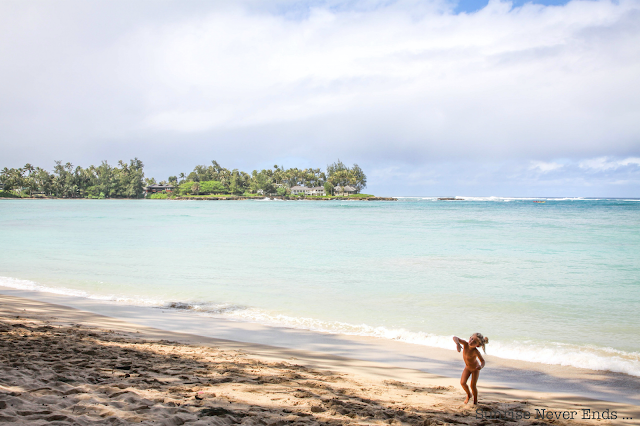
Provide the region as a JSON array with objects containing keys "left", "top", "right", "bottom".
[{"left": 472, "top": 333, "right": 489, "bottom": 353}]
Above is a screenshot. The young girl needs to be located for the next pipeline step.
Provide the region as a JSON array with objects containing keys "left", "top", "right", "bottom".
[{"left": 453, "top": 333, "right": 488, "bottom": 405}]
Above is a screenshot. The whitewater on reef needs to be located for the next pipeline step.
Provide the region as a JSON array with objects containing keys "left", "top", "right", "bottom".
[{"left": 1, "top": 198, "right": 639, "bottom": 377}]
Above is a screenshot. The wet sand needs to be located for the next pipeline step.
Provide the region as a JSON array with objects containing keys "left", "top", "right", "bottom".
[{"left": 1, "top": 293, "right": 638, "bottom": 425}]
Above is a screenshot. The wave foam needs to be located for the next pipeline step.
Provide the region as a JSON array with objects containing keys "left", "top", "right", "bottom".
[
  {"left": 0, "top": 276, "right": 166, "bottom": 306},
  {"left": 2, "top": 276, "right": 639, "bottom": 377},
  {"left": 168, "top": 299, "right": 640, "bottom": 377},
  {"left": 393, "top": 196, "right": 639, "bottom": 202}
]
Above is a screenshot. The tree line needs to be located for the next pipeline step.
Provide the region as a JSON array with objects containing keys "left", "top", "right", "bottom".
[
  {"left": 0, "top": 159, "right": 367, "bottom": 198},
  {"left": 0, "top": 159, "right": 145, "bottom": 198}
]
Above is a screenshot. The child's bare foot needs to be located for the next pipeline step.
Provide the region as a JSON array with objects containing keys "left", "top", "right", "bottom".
[{"left": 464, "top": 395, "right": 470, "bottom": 404}]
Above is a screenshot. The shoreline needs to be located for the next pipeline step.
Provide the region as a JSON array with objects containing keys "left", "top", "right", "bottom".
[
  {"left": 1, "top": 292, "right": 639, "bottom": 425},
  {"left": 175, "top": 196, "right": 398, "bottom": 201},
  {"left": 2, "top": 288, "right": 639, "bottom": 409},
  {"left": 0, "top": 194, "right": 398, "bottom": 201}
]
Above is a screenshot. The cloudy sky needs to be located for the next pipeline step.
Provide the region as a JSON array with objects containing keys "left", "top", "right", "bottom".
[{"left": 1, "top": 0, "right": 639, "bottom": 196}]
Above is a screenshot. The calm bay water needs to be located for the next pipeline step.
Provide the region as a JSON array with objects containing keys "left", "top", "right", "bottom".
[{"left": 1, "top": 198, "right": 639, "bottom": 375}]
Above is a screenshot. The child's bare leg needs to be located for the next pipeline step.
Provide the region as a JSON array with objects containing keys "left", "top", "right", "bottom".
[
  {"left": 470, "top": 370, "right": 480, "bottom": 404},
  {"left": 460, "top": 367, "right": 472, "bottom": 403}
]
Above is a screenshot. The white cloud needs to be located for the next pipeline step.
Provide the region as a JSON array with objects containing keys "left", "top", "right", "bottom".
[
  {"left": 619, "top": 157, "right": 640, "bottom": 167},
  {"left": 579, "top": 156, "right": 640, "bottom": 171},
  {"left": 127, "top": 0, "right": 640, "bottom": 155},
  {"left": 0, "top": 0, "right": 639, "bottom": 196},
  {"left": 530, "top": 161, "right": 563, "bottom": 173}
]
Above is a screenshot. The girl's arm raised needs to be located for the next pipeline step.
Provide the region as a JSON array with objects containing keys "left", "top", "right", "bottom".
[{"left": 453, "top": 336, "right": 468, "bottom": 352}]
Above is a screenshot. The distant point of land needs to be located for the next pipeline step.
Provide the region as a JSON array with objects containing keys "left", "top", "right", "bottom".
[{"left": 1, "top": 159, "right": 396, "bottom": 201}]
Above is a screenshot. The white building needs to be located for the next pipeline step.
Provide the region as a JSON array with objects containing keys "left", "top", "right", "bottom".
[
  {"left": 290, "top": 186, "right": 306, "bottom": 195},
  {"left": 290, "top": 186, "right": 326, "bottom": 196},
  {"left": 306, "top": 186, "right": 325, "bottom": 196}
]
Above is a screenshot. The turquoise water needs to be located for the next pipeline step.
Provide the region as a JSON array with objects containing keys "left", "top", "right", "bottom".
[{"left": 1, "top": 198, "right": 639, "bottom": 375}]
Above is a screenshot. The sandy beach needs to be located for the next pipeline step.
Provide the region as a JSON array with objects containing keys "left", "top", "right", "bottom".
[{"left": 1, "top": 293, "right": 638, "bottom": 425}]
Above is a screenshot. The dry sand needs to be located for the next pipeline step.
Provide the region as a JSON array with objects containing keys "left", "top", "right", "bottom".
[{"left": 1, "top": 294, "right": 638, "bottom": 425}]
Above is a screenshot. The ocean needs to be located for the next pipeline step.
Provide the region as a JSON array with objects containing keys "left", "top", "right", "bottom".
[{"left": 1, "top": 197, "right": 639, "bottom": 376}]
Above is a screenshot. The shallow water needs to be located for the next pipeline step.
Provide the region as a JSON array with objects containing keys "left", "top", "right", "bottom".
[{"left": 1, "top": 197, "right": 639, "bottom": 375}]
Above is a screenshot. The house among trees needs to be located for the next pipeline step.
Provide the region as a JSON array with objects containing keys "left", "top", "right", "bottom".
[
  {"left": 334, "top": 185, "right": 356, "bottom": 196},
  {"left": 144, "top": 184, "right": 174, "bottom": 195},
  {"left": 307, "top": 186, "right": 325, "bottom": 196},
  {"left": 290, "top": 186, "right": 307, "bottom": 195},
  {"left": 291, "top": 186, "right": 326, "bottom": 196}
]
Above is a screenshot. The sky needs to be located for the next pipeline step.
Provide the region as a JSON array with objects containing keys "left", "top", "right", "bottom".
[{"left": 1, "top": 0, "right": 639, "bottom": 197}]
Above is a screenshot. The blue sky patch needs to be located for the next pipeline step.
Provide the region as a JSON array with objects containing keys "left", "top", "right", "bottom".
[{"left": 455, "top": 0, "right": 572, "bottom": 13}]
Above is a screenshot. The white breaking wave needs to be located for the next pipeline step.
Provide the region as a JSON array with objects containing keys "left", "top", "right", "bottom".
[
  {"left": 454, "top": 196, "right": 556, "bottom": 201},
  {"left": 1, "top": 276, "right": 639, "bottom": 377},
  {"left": 256, "top": 197, "right": 286, "bottom": 201},
  {"left": 393, "top": 196, "right": 638, "bottom": 202},
  {"left": 191, "top": 305, "right": 640, "bottom": 377},
  {"left": 454, "top": 196, "right": 507, "bottom": 201},
  {"left": 0, "top": 276, "right": 166, "bottom": 307}
]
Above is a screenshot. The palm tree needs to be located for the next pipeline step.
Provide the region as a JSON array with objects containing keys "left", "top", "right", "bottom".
[
  {"left": 191, "top": 182, "right": 200, "bottom": 195},
  {"left": 22, "top": 164, "right": 36, "bottom": 195}
]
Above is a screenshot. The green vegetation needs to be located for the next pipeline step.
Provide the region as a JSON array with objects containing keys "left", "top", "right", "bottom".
[
  {"left": 347, "top": 193, "right": 374, "bottom": 198},
  {"left": 171, "top": 160, "right": 366, "bottom": 197},
  {"left": 326, "top": 160, "right": 367, "bottom": 192},
  {"left": 178, "top": 180, "right": 228, "bottom": 196},
  {"left": 0, "top": 159, "right": 369, "bottom": 199},
  {"left": 276, "top": 186, "right": 289, "bottom": 196},
  {"left": 0, "top": 190, "right": 25, "bottom": 198},
  {"left": 324, "top": 182, "right": 334, "bottom": 196},
  {"left": 149, "top": 192, "right": 169, "bottom": 199},
  {"left": 1, "top": 159, "right": 145, "bottom": 198}
]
